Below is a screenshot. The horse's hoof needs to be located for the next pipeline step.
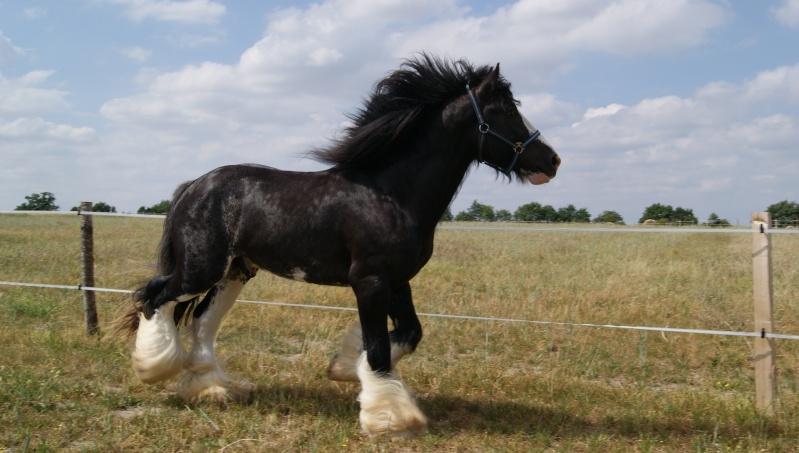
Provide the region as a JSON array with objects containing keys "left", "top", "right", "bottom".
[
  {"left": 178, "top": 364, "right": 254, "bottom": 405},
  {"left": 327, "top": 352, "right": 360, "bottom": 382},
  {"left": 228, "top": 380, "right": 255, "bottom": 404},
  {"left": 327, "top": 322, "right": 364, "bottom": 382},
  {"left": 180, "top": 380, "right": 254, "bottom": 406},
  {"left": 356, "top": 352, "right": 428, "bottom": 438},
  {"left": 359, "top": 405, "right": 429, "bottom": 438}
]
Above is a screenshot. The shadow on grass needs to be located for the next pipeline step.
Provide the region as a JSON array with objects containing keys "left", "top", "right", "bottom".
[{"left": 204, "top": 381, "right": 787, "bottom": 441}]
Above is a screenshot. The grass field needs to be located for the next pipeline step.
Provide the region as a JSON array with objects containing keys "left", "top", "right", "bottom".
[{"left": 1, "top": 214, "right": 799, "bottom": 452}]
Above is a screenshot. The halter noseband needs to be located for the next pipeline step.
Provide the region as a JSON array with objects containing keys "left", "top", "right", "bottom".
[{"left": 466, "top": 83, "right": 541, "bottom": 175}]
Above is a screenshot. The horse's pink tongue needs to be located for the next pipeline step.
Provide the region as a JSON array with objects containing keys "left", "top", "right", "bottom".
[{"left": 528, "top": 173, "right": 551, "bottom": 185}]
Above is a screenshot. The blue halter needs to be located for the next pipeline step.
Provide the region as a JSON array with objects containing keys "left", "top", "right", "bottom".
[{"left": 466, "top": 83, "right": 541, "bottom": 175}]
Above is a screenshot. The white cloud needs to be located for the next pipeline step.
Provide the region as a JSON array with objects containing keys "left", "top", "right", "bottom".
[
  {"left": 101, "top": 0, "right": 472, "bottom": 149},
  {"left": 101, "top": 0, "right": 731, "bottom": 144},
  {"left": 0, "top": 30, "right": 24, "bottom": 62},
  {"left": 773, "top": 0, "right": 799, "bottom": 27},
  {"left": 164, "top": 32, "right": 222, "bottom": 48},
  {"left": 743, "top": 65, "right": 799, "bottom": 103},
  {"left": 517, "top": 93, "right": 582, "bottom": 130},
  {"left": 391, "top": 0, "right": 728, "bottom": 84},
  {"left": 23, "top": 8, "right": 47, "bottom": 19},
  {"left": 0, "top": 71, "right": 69, "bottom": 115},
  {"left": 0, "top": 117, "right": 94, "bottom": 141},
  {"left": 569, "top": 64, "right": 799, "bottom": 150},
  {"left": 0, "top": 71, "right": 94, "bottom": 181},
  {"left": 103, "top": 0, "right": 226, "bottom": 24},
  {"left": 122, "top": 46, "right": 152, "bottom": 62},
  {"left": 565, "top": 0, "right": 729, "bottom": 55},
  {"left": 581, "top": 103, "right": 626, "bottom": 121}
]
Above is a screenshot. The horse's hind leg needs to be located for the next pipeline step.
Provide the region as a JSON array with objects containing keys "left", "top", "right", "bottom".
[
  {"left": 132, "top": 277, "right": 203, "bottom": 384},
  {"left": 328, "top": 282, "right": 422, "bottom": 382},
  {"left": 178, "top": 259, "right": 256, "bottom": 404}
]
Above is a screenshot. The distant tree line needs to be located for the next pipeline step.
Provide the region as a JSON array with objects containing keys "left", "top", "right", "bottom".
[
  {"left": 11, "top": 192, "right": 799, "bottom": 227},
  {"left": 442, "top": 200, "right": 604, "bottom": 223},
  {"left": 69, "top": 202, "right": 116, "bottom": 213},
  {"left": 137, "top": 200, "right": 170, "bottom": 215}
]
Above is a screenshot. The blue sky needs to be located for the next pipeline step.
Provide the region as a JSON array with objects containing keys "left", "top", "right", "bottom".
[{"left": 1, "top": 0, "right": 798, "bottom": 225}]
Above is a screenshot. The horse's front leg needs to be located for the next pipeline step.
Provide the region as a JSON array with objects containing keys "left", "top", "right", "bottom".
[
  {"left": 328, "top": 282, "right": 422, "bottom": 381},
  {"left": 388, "top": 282, "right": 423, "bottom": 363},
  {"left": 352, "top": 276, "right": 427, "bottom": 438}
]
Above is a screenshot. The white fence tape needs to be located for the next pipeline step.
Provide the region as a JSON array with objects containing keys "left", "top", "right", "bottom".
[{"left": 2, "top": 280, "right": 799, "bottom": 341}]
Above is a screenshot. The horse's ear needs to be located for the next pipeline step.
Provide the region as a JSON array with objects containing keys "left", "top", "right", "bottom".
[{"left": 475, "top": 63, "right": 501, "bottom": 101}]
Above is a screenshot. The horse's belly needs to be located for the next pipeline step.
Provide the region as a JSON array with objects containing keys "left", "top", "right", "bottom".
[
  {"left": 279, "top": 266, "right": 350, "bottom": 286},
  {"left": 252, "top": 256, "right": 351, "bottom": 286}
]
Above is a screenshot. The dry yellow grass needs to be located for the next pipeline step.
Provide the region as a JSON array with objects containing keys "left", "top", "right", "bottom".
[{"left": 1, "top": 214, "right": 799, "bottom": 452}]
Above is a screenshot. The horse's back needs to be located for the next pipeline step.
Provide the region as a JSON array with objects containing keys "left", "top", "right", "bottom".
[{"left": 169, "top": 164, "right": 356, "bottom": 284}]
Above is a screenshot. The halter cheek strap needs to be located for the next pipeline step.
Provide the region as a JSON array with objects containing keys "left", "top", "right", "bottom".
[{"left": 466, "top": 83, "right": 541, "bottom": 175}]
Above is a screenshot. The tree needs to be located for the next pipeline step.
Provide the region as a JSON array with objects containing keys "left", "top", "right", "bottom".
[
  {"left": 672, "top": 207, "right": 698, "bottom": 225},
  {"left": 573, "top": 208, "right": 591, "bottom": 223},
  {"left": 495, "top": 209, "right": 513, "bottom": 222},
  {"left": 639, "top": 203, "right": 674, "bottom": 224},
  {"left": 440, "top": 207, "right": 453, "bottom": 222},
  {"left": 514, "top": 202, "right": 542, "bottom": 222},
  {"left": 556, "top": 204, "right": 577, "bottom": 222},
  {"left": 638, "top": 203, "right": 697, "bottom": 225},
  {"left": 138, "top": 200, "right": 170, "bottom": 215},
  {"left": 70, "top": 202, "right": 116, "bottom": 213},
  {"left": 706, "top": 213, "right": 730, "bottom": 227},
  {"left": 556, "top": 204, "right": 591, "bottom": 223},
  {"left": 455, "top": 200, "right": 495, "bottom": 221},
  {"left": 15, "top": 192, "right": 59, "bottom": 211},
  {"left": 514, "top": 202, "right": 557, "bottom": 222},
  {"left": 766, "top": 200, "right": 799, "bottom": 227},
  {"left": 93, "top": 202, "right": 116, "bottom": 212},
  {"left": 593, "top": 210, "right": 624, "bottom": 224}
]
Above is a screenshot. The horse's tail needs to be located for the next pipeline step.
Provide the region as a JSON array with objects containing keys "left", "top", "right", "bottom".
[{"left": 116, "top": 180, "right": 195, "bottom": 339}]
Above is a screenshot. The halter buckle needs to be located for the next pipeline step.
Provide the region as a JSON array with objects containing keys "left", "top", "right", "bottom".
[{"left": 513, "top": 142, "right": 524, "bottom": 154}]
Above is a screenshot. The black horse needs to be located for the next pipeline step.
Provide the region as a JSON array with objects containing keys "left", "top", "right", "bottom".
[{"left": 119, "top": 54, "right": 560, "bottom": 437}]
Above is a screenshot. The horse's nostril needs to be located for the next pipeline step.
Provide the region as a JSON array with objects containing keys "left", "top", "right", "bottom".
[{"left": 553, "top": 154, "right": 561, "bottom": 168}]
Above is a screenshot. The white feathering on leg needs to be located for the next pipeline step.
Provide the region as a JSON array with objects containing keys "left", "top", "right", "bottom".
[
  {"left": 132, "top": 301, "right": 186, "bottom": 384},
  {"left": 356, "top": 351, "right": 428, "bottom": 438}
]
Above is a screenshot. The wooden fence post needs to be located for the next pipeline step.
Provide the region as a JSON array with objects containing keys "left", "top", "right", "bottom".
[
  {"left": 80, "top": 201, "right": 99, "bottom": 335},
  {"left": 752, "top": 212, "right": 776, "bottom": 414}
]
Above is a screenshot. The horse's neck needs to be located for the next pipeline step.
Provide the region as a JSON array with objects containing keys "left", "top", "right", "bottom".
[{"left": 374, "top": 133, "right": 475, "bottom": 230}]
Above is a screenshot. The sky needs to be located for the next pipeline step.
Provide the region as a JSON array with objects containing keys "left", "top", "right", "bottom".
[{"left": 1, "top": 0, "right": 798, "bottom": 225}]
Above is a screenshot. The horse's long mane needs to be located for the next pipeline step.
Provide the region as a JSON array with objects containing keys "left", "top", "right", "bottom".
[{"left": 311, "top": 54, "right": 512, "bottom": 170}]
